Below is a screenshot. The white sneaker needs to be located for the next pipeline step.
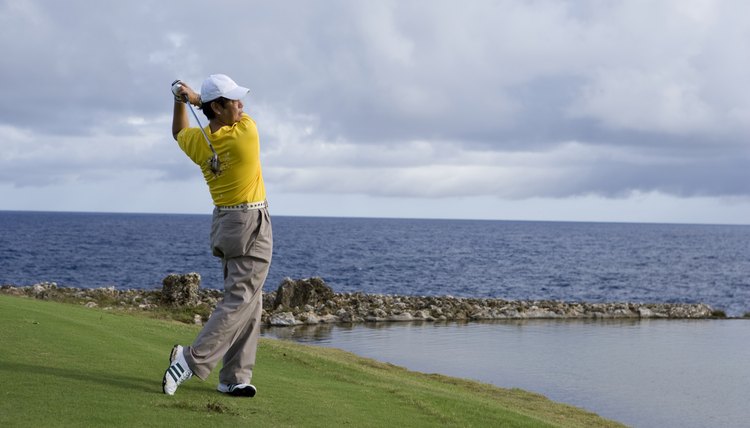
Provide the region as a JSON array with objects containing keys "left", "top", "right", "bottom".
[
  {"left": 162, "top": 345, "right": 193, "bottom": 395},
  {"left": 217, "top": 383, "right": 257, "bottom": 397}
]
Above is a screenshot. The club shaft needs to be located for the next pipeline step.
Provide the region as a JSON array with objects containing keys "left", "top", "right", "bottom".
[{"left": 185, "top": 101, "right": 218, "bottom": 157}]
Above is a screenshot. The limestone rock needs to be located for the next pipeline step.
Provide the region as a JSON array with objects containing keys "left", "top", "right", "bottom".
[
  {"left": 161, "top": 273, "right": 201, "bottom": 308},
  {"left": 299, "top": 312, "right": 321, "bottom": 325},
  {"left": 413, "top": 310, "right": 435, "bottom": 321},
  {"left": 370, "top": 308, "right": 387, "bottom": 319},
  {"left": 269, "top": 312, "right": 300, "bottom": 326},
  {"left": 388, "top": 312, "right": 413, "bottom": 322},
  {"left": 337, "top": 309, "right": 353, "bottom": 323},
  {"left": 318, "top": 314, "right": 340, "bottom": 323},
  {"left": 31, "top": 284, "right": 46, "bottom": 296},
  {"left": 274, "top": 277, "right": 335, "bottom": 311}
]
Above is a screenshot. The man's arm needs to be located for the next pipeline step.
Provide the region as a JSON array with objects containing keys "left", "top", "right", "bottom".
[
  {"left": 172, "top": 84, "right": 201, "bottom": 140},
  {"left": 172, "top": 101, "right": 189, "bottom": 141}
]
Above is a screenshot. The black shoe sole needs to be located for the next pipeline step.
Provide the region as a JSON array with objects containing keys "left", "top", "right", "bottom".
[{"left": 222, "top": 385, "right": 257, "bottom": 397}]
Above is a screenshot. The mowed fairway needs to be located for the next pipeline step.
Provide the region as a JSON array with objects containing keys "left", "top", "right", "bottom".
[{"left": 0, "top": 295, "right": 623, "bottom": 427}]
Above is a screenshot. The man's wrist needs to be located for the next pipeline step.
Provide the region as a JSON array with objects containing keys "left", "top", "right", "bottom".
[{"left": 173, "top": 92, "right": 200, "bottom": 105}]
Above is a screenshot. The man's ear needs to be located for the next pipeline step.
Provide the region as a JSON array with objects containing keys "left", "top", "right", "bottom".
[{"left": 210, "top": 101, "right": 222, "bottom": 116}]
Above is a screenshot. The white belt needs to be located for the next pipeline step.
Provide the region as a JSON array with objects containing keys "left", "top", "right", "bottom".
[{"left": 215, "top": 200, "right": 268, "bottom": 211}]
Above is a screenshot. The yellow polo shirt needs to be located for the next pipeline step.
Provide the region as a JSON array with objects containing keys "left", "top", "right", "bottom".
[{"left": 176, "top": 113, "right": 266, "bottom": 206}]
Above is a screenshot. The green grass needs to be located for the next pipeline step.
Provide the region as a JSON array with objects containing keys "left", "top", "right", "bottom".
[{"left": 0, "top": 295, "right": 624, "bottom": 427}]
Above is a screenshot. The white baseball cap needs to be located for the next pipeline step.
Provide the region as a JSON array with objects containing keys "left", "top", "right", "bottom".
[{"left": 200, "top": 74, "right": 250, "bottom": 103}]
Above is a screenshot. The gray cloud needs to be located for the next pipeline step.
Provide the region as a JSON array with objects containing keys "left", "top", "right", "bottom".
[{"left": 1, "top": 0, "right": 749, "bottom": 203}]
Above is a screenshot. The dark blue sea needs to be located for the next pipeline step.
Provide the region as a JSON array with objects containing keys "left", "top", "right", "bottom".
[{"left": 1, "top": 211, "right": 749, "bottom": 316}]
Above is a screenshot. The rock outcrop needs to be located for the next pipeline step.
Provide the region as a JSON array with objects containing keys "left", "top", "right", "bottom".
[
  {"left": 272, "top": 277, "right": 334, "bottom": 311},
  {"left": 0, "top": 276, "right": 732, "bottom": 327},
  {"left": 161, "top": 273, "right": 202, "bottom": 307}
]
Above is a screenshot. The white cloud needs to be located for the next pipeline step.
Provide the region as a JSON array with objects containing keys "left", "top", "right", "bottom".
[{"left": 568, "top": 68, "right": 717, "bottom": 134}]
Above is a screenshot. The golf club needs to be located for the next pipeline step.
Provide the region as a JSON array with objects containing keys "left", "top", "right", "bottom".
[{"left": 172, "top": 80, "right": 221, "bottom": 175}]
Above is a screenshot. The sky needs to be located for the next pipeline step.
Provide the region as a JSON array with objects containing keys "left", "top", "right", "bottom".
[{"left": 1, "top": 0, "right": 749, "bottom": 224}]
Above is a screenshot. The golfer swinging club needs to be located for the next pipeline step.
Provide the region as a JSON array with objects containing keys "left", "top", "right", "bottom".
[{"left": 163, "top": 74, "right": 272, "bottom": 397}]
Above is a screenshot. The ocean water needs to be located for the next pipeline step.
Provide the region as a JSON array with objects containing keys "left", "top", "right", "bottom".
[
  {"left": 264, "top": 319, "right": 750, "bottom": 428},
  {"left": 1, "top": 211, "right": 749, "bottom": 316},
  {"left": 3, "top": 210, "right": 749, "bottom": 427}
]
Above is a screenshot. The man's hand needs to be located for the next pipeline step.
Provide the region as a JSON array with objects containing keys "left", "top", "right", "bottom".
[{"left": 171, "top": 80, "right": 201, "bottom": 106}]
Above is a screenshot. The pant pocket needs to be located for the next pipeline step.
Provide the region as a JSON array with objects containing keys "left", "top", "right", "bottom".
[{"left": 212, "top": 211, "right": 259, "bottom": 259}]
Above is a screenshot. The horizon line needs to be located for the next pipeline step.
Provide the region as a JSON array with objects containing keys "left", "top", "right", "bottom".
[{"left": 0, "top": 209, "right": 747, "bottom": 228}]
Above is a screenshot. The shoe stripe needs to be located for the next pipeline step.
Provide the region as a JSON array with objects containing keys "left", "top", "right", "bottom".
[
  {"left": 168, "top": 368, "right": 178, "bottom": 383},
  {"left": 168, "top": 367, "right": 180, "bottom": 382},
  {"left": 167, "top": 363, "right": 185, "bottom": 382}
]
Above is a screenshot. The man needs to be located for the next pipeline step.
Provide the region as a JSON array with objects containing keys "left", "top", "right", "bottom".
[{"left": 163, "top": 74, "right": 272, "bottom": 397}]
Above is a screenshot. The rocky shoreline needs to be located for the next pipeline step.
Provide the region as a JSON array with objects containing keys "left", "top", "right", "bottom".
[{"left": 1, "top": 274, "right": 738, "bottom": 326}]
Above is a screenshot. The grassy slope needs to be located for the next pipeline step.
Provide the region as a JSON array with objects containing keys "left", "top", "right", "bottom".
[{"left": 0, "top": 295, "right": 623, "bottom": 427}]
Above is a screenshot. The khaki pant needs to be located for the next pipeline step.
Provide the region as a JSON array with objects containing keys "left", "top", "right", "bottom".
[{"left": 185, "top": 206, "right": 272, "bottom": 385}]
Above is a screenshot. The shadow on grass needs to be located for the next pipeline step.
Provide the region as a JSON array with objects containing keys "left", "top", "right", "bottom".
[{"left": 0, "top": 361, "right": 157, "bottom": 394}]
